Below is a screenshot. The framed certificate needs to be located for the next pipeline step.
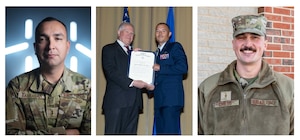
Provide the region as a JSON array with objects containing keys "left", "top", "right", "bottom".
[{"left": 128, "top": 51, "right": 155, "bottom": 84}]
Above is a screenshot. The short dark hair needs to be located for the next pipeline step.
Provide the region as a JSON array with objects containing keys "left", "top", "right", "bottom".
[
  {"left": 35, "top": 17, "right": 68, "bottom": 42},
  {"left": 156, "top": 22, "right": 170, "bottom": 31}
]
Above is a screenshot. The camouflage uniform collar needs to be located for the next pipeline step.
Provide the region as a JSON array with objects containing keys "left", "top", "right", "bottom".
[
  {"left": 218, "top": 60, "right": 275, "bottom": 87},
  {"left": 61, "top": 67, "right": 74, "bottom": 92},
  {"left": 30, "top": 67, "right": 73, "bottom": 93}
]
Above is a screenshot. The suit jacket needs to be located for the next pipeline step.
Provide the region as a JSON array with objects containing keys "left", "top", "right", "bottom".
[
  {"left": 154, "top": 41, "right": 188, "bottom": 109},
  {"left": 101, "top": 41, "right": 142, "bottom": 110}
]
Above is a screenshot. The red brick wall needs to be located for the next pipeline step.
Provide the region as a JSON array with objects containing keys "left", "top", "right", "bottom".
[{"left": 258, "top": 7, "right": 294, "bottom": 79}]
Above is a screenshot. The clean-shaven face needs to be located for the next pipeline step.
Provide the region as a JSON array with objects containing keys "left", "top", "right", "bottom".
[
  {"left": 155, "top": 24, "right": 171, "bottom": 45},
  {"left": 118, "top": 24, "right": 134, "bottom": 46},
  {"left": 34, "top": 20, "right": 70, "bottom": 68}
]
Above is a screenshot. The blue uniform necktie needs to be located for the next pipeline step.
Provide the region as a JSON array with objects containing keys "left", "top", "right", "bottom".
[{"left": 156, "top": 48, "right": 160, "bottom": 63}]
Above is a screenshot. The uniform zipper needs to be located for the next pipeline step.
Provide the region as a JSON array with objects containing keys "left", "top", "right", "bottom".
[{"left": 241, "top": 91, "right": 248, "bottom": 134}]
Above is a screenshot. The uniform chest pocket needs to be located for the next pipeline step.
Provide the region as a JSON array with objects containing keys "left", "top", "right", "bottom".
[
  {"left": 211, "top": 100, "right": 240, "bottom": 125},
  {"left": 18, "top": 92, "right": 46, "bottom": 120},
  {"left": 58, "top": 93, "right": 88, "bottom": 128},
  {"left": 19, "top": 97, "right": 48, "bottom": 130}
]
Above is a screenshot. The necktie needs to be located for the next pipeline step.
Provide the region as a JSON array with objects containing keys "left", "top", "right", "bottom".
[
  {"left": 156, "top": 48, "right": 160, "bottom": 56},
  {"left": 156, "top": 48, "right": 160, "bottom": 62},
  {"left": 125, "top": 46, "right": 132, "bottom": 73},
  {"left": 125, "top": 46, "right": 131, "bottom": 55}
]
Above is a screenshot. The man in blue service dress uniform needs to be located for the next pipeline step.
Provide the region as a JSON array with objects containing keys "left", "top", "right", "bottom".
[{"left": 152, "top": 22, "right": 188, "bottom": 135}]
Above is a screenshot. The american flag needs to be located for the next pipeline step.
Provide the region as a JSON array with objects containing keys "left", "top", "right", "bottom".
[{"left": 122, "top": 7, "right": 130, "bottom": 23}]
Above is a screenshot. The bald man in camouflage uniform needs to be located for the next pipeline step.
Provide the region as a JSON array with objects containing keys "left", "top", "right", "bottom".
[
  {"left": 6, "top": 17, "right": 91, "bottom": 135},
  {"left": 198, "top": 15, "right": 293, "bottom": 135}
]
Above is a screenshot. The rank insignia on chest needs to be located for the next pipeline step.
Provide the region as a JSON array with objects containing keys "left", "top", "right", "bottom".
[{"left": 220, "top": 91, "right": 231, "bottom": 101}]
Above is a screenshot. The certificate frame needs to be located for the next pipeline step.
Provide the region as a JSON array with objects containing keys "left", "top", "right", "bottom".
[{"left": 128, "top": 51, "right": 155, "bottom": 84}]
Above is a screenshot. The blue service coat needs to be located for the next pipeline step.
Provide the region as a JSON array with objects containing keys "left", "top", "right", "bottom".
[{"left": 154, "top": 41, "right": 188, "bottom": 109}]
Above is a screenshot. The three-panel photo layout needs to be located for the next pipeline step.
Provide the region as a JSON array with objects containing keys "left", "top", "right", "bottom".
[{"left": 4, "top": 6, "right": 294, "bottom": 136}]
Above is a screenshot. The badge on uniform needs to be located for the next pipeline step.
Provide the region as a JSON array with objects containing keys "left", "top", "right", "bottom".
[
  {"left": 160, "top": 53, "right": 169, "bottom": 60},
  {"left": 220, "top": 91, "right": 231, "bottom": 101},
  {"left": 213, "top": 91, "right": 239, "bottom": 108},
  {"left": 251, "top": 99, "right": 279, "bottom": 106}
]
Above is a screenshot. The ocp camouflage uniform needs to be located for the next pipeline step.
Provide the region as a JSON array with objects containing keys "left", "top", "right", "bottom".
[
  {"left": 6, "top": 67, "right": 91, "bottom": 135},
  {"left": 198, "top": 60, "right": 294, "bottom": 134}
]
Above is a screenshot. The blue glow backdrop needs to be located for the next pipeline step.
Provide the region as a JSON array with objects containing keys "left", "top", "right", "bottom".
[{"left": 5, "top": 7, "right": 91, "bottom": 86}]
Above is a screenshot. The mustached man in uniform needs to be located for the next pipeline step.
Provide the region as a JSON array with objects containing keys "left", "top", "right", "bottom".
[{"left": 198, "top": 15, "right": 293, "bottom": 135}]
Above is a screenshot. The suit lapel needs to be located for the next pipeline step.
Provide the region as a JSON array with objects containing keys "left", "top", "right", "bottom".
[{"left": 115, "top": 41, "right": 128, "bottom": 56}]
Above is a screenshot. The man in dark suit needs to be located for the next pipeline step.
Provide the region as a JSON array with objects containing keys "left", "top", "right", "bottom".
[
  {"left": 101, "top": 22, "right": 154, "bottom": 134},
  {"left": 152, "top": 23, "right": 188, "bottom": 134}
]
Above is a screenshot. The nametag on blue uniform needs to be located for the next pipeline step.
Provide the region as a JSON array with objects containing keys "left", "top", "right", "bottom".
[{"left": 251, "top": 99, "right": 279, "bottom": 106}]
